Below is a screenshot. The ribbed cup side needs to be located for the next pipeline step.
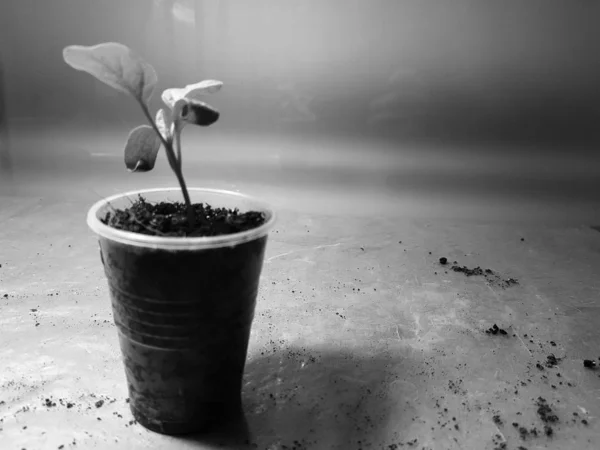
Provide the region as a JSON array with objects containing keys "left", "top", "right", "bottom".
[
  {"left": 108, "top": 282, "right": 257, "bottom": 349},
  {"left": 97, "top": 235, "right": 268, "bottom": 434}
]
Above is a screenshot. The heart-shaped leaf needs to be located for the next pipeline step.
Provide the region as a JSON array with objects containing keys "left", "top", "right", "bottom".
[
  {"left": 155, "top": 108, "right": 173, "bottom": 141},
  {"left": 161, "top": 80, "right": 223, "bottom": 109},
  {"left": 177, "top": 99, "right": 220, "bottom": 127},
  {"left": 63, "top": 42, "right": 157, "bottom": 104},
  {"left": 123, "top": 125, "right": 161, "bottom": 172}
]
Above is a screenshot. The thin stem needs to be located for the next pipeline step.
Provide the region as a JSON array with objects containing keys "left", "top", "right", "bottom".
[
  {"left": 174, "top": 121, "right": 183, "bottom": 171},
  {"left": 139, "top": 101, "right": 195, "bottom": 229}
]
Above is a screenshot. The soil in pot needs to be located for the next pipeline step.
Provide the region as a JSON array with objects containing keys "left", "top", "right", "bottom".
[{"left": 102, "top": 195, "right": 266, "bottom": 237}]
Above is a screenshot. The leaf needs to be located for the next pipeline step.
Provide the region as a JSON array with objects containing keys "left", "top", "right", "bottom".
[
  {"left": 155, "top": 108, "right": 173, "bottom": 141},
  {"left": 161, "top": 89, "right": 182, "bottom": 110},
  {"left": 123, "top": 125, "right": 161, "bottom": 172},
  {"left": 177, "top": 99, "right": 220, "bottom": 127},
  {"left": 182, "top": 80, "right": 223, "bottom": 100},
  {"left": 63, "top": 42, "right": 157, "bottom": 104},
  {"left": 161, "top": 79, "right": 223, "bottom": 109}
]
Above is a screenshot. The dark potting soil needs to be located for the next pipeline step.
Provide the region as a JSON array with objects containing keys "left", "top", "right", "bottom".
[{"left": 102, "top": 195, "right": 266, "bottom": 237}]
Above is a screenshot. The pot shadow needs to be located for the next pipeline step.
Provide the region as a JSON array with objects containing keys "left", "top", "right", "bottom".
[
  {"left": 178, "top": 346, "right": 419, "bottom": 449},
  {"left": 173, "top": 406, "right": 252, "bottom": 449}
]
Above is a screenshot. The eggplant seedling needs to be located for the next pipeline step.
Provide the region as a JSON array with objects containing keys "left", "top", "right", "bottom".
[{"left": 63, "top": 42, "right": 222, "bottom": 227}]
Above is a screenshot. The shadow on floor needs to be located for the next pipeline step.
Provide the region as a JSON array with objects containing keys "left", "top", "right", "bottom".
[
  {"left": 174, "top": 408, "right": 252, "bottom": 449},
  {"left": 177, "top": 346, "right": 413, "bottom": 449},
  {"left": 591, "top": 226, "right": 600, "bottom": 233}
]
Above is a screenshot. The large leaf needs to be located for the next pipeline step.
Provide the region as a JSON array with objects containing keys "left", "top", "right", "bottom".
[
  {"left": 161, "top": 80, "right": 223, "bottom": 109},
  {"left": 123, "top": 125, "right": 161, "bottom": 172},
  {"left": 177, "top": 99, "right": 220, "bottom": 127},
  {"left": 63, "top": 42, "right": 157, "bottom": 104}
]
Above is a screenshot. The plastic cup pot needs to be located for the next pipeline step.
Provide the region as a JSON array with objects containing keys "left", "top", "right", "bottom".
[{"left": 87, "top": 187, "right": 276, "bottom": 435}]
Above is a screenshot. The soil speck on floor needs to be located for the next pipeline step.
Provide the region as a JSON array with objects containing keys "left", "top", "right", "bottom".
[
  {"left": 486, "top": 324, "right": 509, "bottom": 335},
  {"left": 450, "top": 263, "right": 519, "bottom": 288},
  {"left": 545, "top": 354, "right": 560, "bottom": 368},
  {"left": 535, "top": 397, "right": 558, "bottom": 438}
]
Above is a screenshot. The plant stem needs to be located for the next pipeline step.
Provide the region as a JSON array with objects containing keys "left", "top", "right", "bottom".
[
  {"left": 139, "top": 102, "right": 196, "bottom": 229},
  {"left": 174, "top": 121, "right": 183, "bottom": 171}
]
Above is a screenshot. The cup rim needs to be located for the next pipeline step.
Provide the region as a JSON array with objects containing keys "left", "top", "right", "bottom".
[{"left": 87, "top": 187, "right": 277, "bottom": 250}]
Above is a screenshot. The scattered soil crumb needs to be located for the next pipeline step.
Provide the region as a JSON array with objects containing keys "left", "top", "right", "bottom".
[
  {"left": 450, "top": 263, "right": 518, "bottom": 288},
  {"left": 492, "top": 433, "right": 507, "bottom": 450},
  {"left": 535, "top": 397, "right": 558, "bottom": 438},
  {"left": 486, "top": 324, "right": 508, "bottom": 335},
  {"left": 545, "top": 354, "right": 561, "bottom": 368},
  {"left": 451, "top": 264, "right": 486, "bottom": 277},
  {"left": 518, "top": 426, "right": 529, "bottom": 440}
]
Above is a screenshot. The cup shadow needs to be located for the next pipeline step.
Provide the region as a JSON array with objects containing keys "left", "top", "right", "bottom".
[
  {"left": 175, "top": 406, "right": 252, "bottom": 448},
  {"left": 179, "top": 345, "right": 416, "bottom": 449}
]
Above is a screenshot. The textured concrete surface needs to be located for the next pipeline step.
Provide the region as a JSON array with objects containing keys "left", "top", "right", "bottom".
[{"left": 2, "top": 136, "right": 600, "bottom": 449}]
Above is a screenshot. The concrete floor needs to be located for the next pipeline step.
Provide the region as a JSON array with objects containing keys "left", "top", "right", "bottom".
[{"left": 1, "top": 131, "right": 600, "bottom": 449}]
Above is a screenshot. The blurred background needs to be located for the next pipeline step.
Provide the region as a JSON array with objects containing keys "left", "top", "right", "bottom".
[{"left": 0, "top": 0, "right": 599, "bottom": 222}]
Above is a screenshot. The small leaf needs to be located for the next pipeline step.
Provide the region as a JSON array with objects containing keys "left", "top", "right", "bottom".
[
  {"left": 155, "top": 108, "right": 173, "bottom": 141},
  {"left": 182, "top": 80, "right": 223, "bottom": 100},
  {"left": 123, "top": 125, "right": 161, "bottom": 172},
  {"left": 161, "top": 88, "right": 183, "bottom": 110},
  {"left": 63, "top": 42, "right": 157, "bottom": 104},
  {"left": 178, "top": 99, "right": 220, "bottom": 127},
  {"left": 161, "top": 79, "right": 223, "bottom": 109}
]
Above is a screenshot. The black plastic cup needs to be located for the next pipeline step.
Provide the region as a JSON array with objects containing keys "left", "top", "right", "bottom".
[{"left": 87, "top": 188, "right": 276, "bottom": 435}]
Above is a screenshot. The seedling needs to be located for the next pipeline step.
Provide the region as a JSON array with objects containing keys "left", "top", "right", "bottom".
[{"left": 63, "top": 42, "right": 222, "bottom": 227}]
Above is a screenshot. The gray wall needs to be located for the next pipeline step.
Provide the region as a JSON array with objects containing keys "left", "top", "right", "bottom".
[{"left": 1, "top": 0, "right": 599, "bottom": 147}]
